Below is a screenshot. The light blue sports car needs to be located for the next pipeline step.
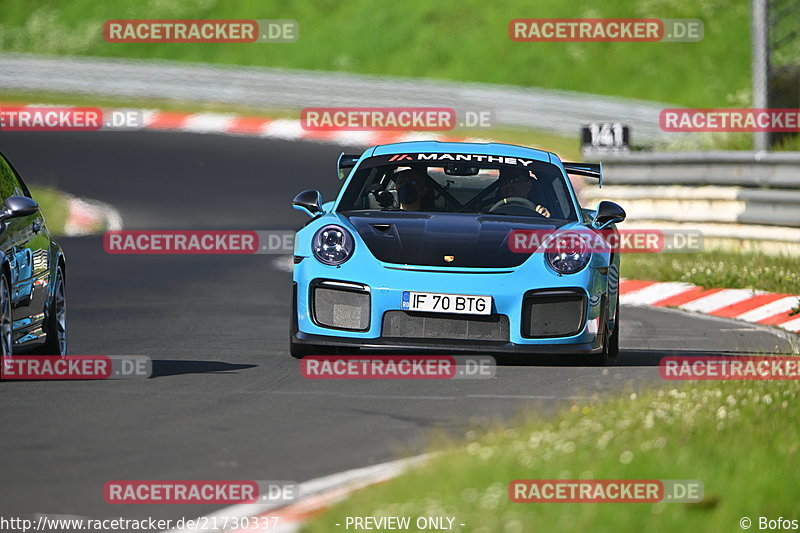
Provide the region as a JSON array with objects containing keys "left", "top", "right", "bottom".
[{"left": 290, "top": 141, "right": 625, "bottom": 364}]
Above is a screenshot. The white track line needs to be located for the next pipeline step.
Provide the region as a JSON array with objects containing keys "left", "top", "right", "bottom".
[{"left": 163, "top": 455, "right": 431, "bottom": 533}]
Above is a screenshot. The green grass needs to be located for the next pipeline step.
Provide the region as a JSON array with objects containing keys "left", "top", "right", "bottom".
[
  {"left": 656, "top": 131, "right": 800, "bottom": 152},
  {"left": 29, "top": 185, "right": 69, "bottom": 236},
  {"left": 620, "top": 250, "right": 800, "bottom": 295},
  {"left": 0, "top": 0, "right": 752, "bottom": 108},
  {"left": 0, "top": 89, "right": 300, "bottom": 120},
  {"left": 301, "top": 377, "right": 800, "bottom": 533},
  {"left": 457, "top": 125, "right": 581, "bottom": 160}
]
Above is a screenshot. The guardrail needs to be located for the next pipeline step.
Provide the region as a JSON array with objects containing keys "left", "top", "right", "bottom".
[
  {"left": 581, "top": 151, "right": 800, "bottom": 247},
  {"left": 598, "top": 151, "right": 800, "bottom": 188}
]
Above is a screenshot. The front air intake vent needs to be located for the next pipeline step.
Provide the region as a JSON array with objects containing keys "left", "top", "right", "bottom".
[
  {"left": 382, "top": 311, "right": 509, "bottom": 342},
  {"left": 522, "top": 289, "right": 586, "bottom": 338},
  {"left": 311, "top": 281, "right": 370, "bottom": 331}
]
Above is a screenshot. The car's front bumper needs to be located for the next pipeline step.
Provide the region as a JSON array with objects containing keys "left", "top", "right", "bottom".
[
  {"left": 291, "top": 330, "right": 604, "bottom": 354},
  {"left": 292, "top": 251, "right": 611, "bottom": 354}
]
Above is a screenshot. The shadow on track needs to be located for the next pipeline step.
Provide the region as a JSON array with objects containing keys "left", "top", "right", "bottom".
[
  {"left": 348, "top": 348, "right": 777, "bottom": 368},
  {"left": 608, "top": 349, "right": 780, "bottom": 367},
  {"left": 151, "top": 360, "right": 257, "bottom": 377},
  {"left": 493, "top": 349, "right": 777, "bottom": 367}
]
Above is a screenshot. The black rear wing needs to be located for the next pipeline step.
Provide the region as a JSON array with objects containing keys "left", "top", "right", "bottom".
[
  {"left": 338, "top": 153, "right": 361, "bottom": 179},
  {"left": 562, "top": 161, "right": 603, "bottom": 187}
]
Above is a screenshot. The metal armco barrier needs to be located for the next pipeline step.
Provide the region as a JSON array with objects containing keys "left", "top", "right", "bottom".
[
  {"left": 582, "top": 151, "right": 800, "bottom": 244},
  {"left": 598, "top": 151, "right": 800, "bottom": 189}
]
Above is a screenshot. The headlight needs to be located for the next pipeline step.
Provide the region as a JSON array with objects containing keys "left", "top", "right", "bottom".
[
  {"left": 545, "top": 232, "right": 591, "bottom": 274},
  {"left": 312, "top": 225, "right": 354, "bottom": 265}
]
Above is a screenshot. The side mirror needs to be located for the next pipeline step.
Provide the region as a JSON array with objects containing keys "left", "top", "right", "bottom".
[
  {"left": 593, "top": 200, "right": 626, "bottom": 229},
  {"left": 1, "top": 195, "right": 38, "bottom": 221},
  {"left": 292, "top": 190, "right": 322, "bottom": 218}
]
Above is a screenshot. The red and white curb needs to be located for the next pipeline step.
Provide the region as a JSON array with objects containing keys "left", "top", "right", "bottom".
[
  {"left": 141, "top": 110, "right": 491, "bottom": 146},
  {"left": 64, "top": 195, "right": 123, "bottom": 236},
  {"left": 621, "top": 279, "right": 800, "bottom": 333},
  {"left": 4, "top": 103, "right": 487, "bottom": 147},
  {"left": 164, "top": 455, "right": 431, "bottom": 533},
  {"left": 136, "top": 109, "right": 488, "bottom": 146}
]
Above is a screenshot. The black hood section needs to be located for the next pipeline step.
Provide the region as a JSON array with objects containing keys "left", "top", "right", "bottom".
[{"left": 344, "top": 211, "right": 565, "bottom": 268}]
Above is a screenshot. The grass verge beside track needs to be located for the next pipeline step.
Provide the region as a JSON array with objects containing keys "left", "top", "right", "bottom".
[
  {"left": 0, "top": 0, "right": 751, "bottom": 108},
  {"left": 620, "top": 251, "right": 800, "bottom": 296},
  {"left": 301, "top": 376, "right": 800, "bottom": 533}
]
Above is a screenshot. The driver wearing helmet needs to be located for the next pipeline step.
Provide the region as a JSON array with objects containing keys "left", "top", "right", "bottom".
[
  {"left": 495, "top": 168, "right": 551, "bottom": 218},
  {"left": 393, "top": 168, "right": 434, "bottom": 211}
]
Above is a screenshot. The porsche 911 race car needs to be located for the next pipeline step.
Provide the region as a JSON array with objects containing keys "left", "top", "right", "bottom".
[{"left": 289, "top": 141, "right": 625, "bottom": 364}]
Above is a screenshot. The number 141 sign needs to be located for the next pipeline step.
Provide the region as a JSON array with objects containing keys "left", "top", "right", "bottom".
[{"left": 581, "top": 123, "right": 630, "bottom": 153}]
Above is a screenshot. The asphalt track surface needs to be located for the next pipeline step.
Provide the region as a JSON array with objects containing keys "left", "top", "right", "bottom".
[{"left": 0, "top": 131, "right": 794, "bottom": 523}]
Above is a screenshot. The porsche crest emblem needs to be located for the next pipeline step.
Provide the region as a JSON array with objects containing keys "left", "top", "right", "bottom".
[{"left": 444, "top": 255, "right": 455, "bottom": 262}]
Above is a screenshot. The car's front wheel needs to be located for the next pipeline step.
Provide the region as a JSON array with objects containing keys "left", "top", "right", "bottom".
[
  {"left": 582, "top": 295, "right": 617, "bottom": 366},
  {"left": 40, "top": 266, "right": 67, "bottom": 356},
  {"left": 588, "top": 338, "right": 610, "bottom": 367},
  {"left": 0, "top": 272, "right": 12, "bottom": 357},
  {"left": 607, "top": 294, "right": 620, "bottom": 359}
]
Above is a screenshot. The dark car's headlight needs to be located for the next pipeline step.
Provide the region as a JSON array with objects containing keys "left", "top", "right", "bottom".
[
  {"left": 312, "top": 225, "right": 354, "bottom": 265},
  {"left": 545, "top": 232, "right": 591, "bottom": 274}
]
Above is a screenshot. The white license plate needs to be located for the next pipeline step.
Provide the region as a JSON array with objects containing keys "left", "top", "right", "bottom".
[{"left": 401, "top": 291, "right": 492, "bottom": 315}]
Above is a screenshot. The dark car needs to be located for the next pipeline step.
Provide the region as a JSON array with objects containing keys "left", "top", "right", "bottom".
[{"left": 0, "top": 151, "right": 67, "bottom": 356}]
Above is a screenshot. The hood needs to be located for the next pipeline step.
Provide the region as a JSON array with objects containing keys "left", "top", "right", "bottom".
[{"left": 344, "top": 211, "right": 567, "bottom": 268}]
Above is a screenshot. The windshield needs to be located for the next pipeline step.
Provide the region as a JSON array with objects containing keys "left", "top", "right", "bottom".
[{"left": 337, "top": 154, "right": 577, "bottom": 221}]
